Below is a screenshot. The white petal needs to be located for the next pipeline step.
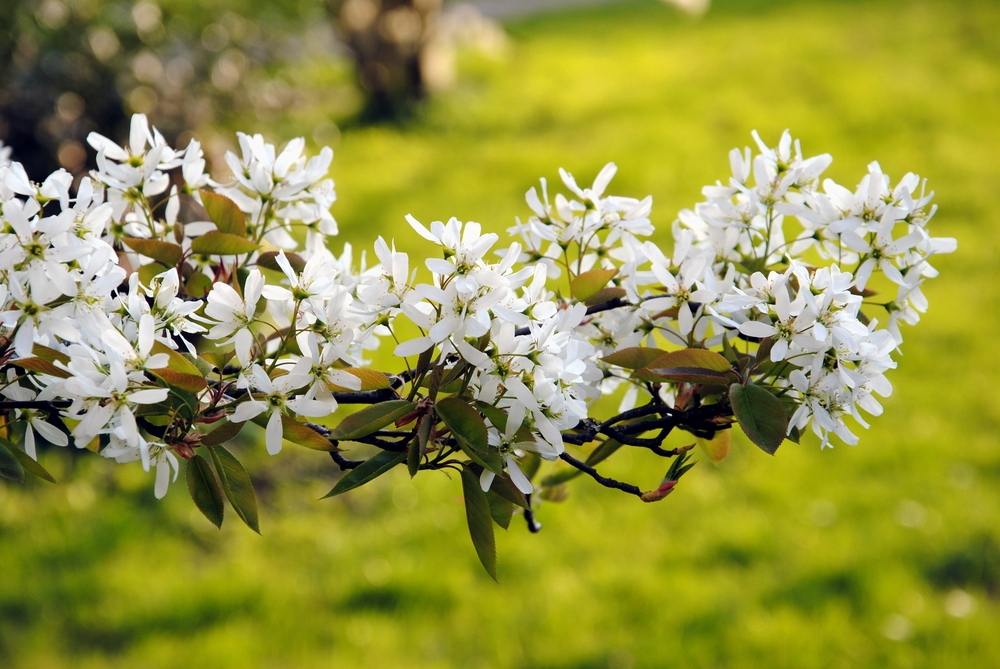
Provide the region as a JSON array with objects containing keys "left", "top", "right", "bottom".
[
  {"left": 266, "top": 409, "right": 284, "bottom": 455},
  {"left": 235, "top": 328, "right": 254, "bottom": 367},
  {"left": 406, "top": 214, "right": 439, "bottom": 243},
  {"left": 231, "top": 400, "right": 265, "bottom": 423},
  {"left": 129, "top": 388, "right": 170, "bottom": 404},
  {"left": 24, "top": 426, "right": 36, "bottom": 460},
  {"left": 505, "top": 457, "right": 534, "bottom": 495},
  {"left": 154, "top": 458, "right": 173, "bottom": 499},
  {"left": 32, "top": 418, "right": 68, "bottom": 446},
  {"left": 738, "top": 321, "right": 778, "bottom": 338},
  {"left": 394, "top": 337, "right": 433, "bottom": 357},
  {"left": 454, "top": 338, "right": 490, "bottom": 367}
]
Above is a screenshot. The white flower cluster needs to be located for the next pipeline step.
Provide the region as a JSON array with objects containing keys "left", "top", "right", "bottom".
[
  {"left": 389, "top": 215, "right": 604, "bottom": 491},
  {"left": 0, "top": 116, "right": 955, "bottom": 505},
  {"left": 524, "top": 131, "right": 955, "bottom": 448},
  {"left": 0, "top": 115, "right": 350, "bottom": 497}
]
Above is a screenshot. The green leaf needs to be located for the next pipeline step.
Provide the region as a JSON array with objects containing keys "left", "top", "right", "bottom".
[
  {"left": 280, "top": 414, "right": 338, "bottom": 452},
  {"left": 729, "top": 383, "right": 788, "bottom": 455},
  {"left": 640, "top": 366, "right": 732, "bottom": 385},
  {"left": 487, "top": 471, "right": 529, "bottom": 509},
  {"left": 186, "top": 354, "right": 215, "bottom": 378},
  {"left": 569, "top": 268, "right": 618, "bottom": 302},
  {"left": 199, "top": 190, "right": 247, "bottom": 236},
  {"left": 335, "top": 368, "right": 392, "bottom": 392},
  {"left": 584, "top": 286, "right": 627, "bottom": 307},
  {"left": 185, "top": 272, "right": 213, "bottom": 299},
  {"left": 10, "top": 356, "right": 70, "bottom": 379},
  {"left": 408, "top": 414, "right": 432, "bottom": 478},
  {"left": 149, "top": 367, "right": 207, "bottom": 394},
  {"left": 329, "top": 400, "right": 415, "bottom": 441},
  {"left": 437, "top": 397, "right": 501, "bottom": 475},
  {"left": 31, "top": 344, "right": 70, "bottom": 365},
  {"left": 635, "top": 348, "right": 735, "bottom": 384},
  {"left": 186, "top": 454, "right": 225, "bottom": 528},
  {"left": 0, "top": 436, "right": 56, "bottom": 482},
  {"left": 486, "top": 489, "right": 514, "bottom": 530},
  {"left": 473, "top": 401, "right": 508, "bottom": 431},
  {"left": 149, "top": 342, "right": 207, "bottom": 393},
  {"left": 122, "top": 238, "right": 183, "bottom": 267},
  {"left": 208, "top": 445, "right": 260, "bottom": 533},
  {"left": 200, "top": 419, "right": 244, "bottom": 447},
  {"left": 755, "top": 337, "right": 775, "bottom": 364},
  {"left": 721, "top": 333, "right": 739, "bottom": 365},
  {"left": 460, "top": 467, "right": 497, "bottom": 581},
  {"left": 257, "top": 250, "right": 306, "bottom": 274},
  {"left": 322, "top": 450, "right": 405, "bottom": 498},
  {"left": 0, "top": 440, "right": 25, "bottom": 483},
  {"left": 190, "top": 231, "right": 259, "bottom": 256},
  {"left": 601, "top": 347, "right": 669, "bottom": 370}
]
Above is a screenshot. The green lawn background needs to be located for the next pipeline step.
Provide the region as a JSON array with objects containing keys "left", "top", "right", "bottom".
[{"left": 2, "top": 0, "right": 998, "bottom": 667}]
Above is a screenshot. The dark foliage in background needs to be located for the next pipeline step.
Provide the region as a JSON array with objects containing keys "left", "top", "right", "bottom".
[{"left": 0, "top": 0, "right": 323, "bottom": 182}]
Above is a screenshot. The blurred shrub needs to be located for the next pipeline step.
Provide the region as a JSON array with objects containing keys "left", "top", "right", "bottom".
[
  {"left": 332, "top": 0, "right": 443, "bottom": 119},
  {"left": 0, "top": 0, "right": 337, "bottom": 180}
]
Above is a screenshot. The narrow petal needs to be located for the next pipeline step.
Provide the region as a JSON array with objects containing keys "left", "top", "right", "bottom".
[
  {"left": 738, "top": 320, "right": 777, "bottom": 338},
  {"left": 394, "top": 337, "right": 433, "bottom": 357},
  {"left": 479, "top": 469, "right": 496, "bottom": 492},
  {"left": 266, "top": 409, "right": 284, "bottom": 455},
  {"left": 505, "top": 457, "right": 534, "bottom": 495},
  {"left": 154, "top": 460, "right": 170, "bottom": 499}
]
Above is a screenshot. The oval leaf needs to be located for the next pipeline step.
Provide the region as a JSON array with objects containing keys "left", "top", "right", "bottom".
[
  {"left": 122, "top": 238, "right": 183, "bottom": 267},
  {"left": 437, "top": 397, "right": 501, "bottom": 475},
  {"left": 200, "top": 419, "right": 244, "bottom": 447},
  {"left": 280, "top": 414, "right": 338, "bottom": 452},
  {"left": 185, "top": 272, "right": 213, "bottom": 299},
  {"left": 329, "top": 400, "right": 415, "bottom": 441},
  {"left": 0, "top": 438, "right": 57, "bottom": 483},
  {"left": 408, "top": 414, "right": 432, "bottom": 478},
  {"left": 328, "top": 368, "right": 392, "bottom": 392},
  {"left": 323, "top": 450, "right": 405, "bottom": 498},
  {"left": 0, "top": 440, "right": 25, "bottom": 483},
  {"left": 208, "top": 445, "right": 260, "bottom": 533},
  {"left": 199, "top": 190, "right": 247, "bottom": 236},
  {"left": 570, "top": 268, "right": 618, "bottom": 302},
  {"left": 634, "top": 348, "right": 734, "bottom": 383},
  {"left": 186, "top": 454, "right": 225, "bottom": 528},
  {"left": 486, "top": 489, "right": 514, "bottom": 530},
  {"left": 150, "top": 342, "right": 208, "bottom": 393},
  {"left": 257, "top": 250, "right": 306, "bottom": 274},
  {"left": 640, "top": 367, "right": 732, "bottom": 385},
  {"left": 461, "top": 467, "right": 498, "bottom": 581},
  {"left": 32, "top": 344, "right": 70, "bottom": 365},
  {"left": 601, "top": 347, "right": 669, "bottom": 370},
  {"left": 729, "top": 383, "right": 788, "bottom": 455},
  {"left": 10, "top": 356, "right": 71, "bottom": 379},
  {"left": 190, "top": 232, "right": 259, "bottom": 256},
  {"left": 486, "top": 470, "right": 529, "bottom": 510}
]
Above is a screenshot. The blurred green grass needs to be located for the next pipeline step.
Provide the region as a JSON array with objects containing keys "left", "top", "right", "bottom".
[{"left": 2, "top": 0, "right": 999, "bottom": 666}]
